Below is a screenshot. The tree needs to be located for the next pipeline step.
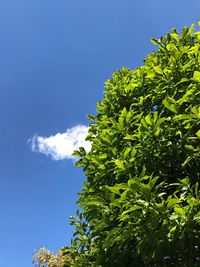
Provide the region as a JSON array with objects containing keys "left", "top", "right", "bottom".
[
  {"left": 33, "top": 247, "right": 73, "bottom": 267},
  {"left": 71, "top": 23, "right": 200, "bottom": 267},
  {"left": 34, "top": 23, "right": 200, "bottom": 266}
]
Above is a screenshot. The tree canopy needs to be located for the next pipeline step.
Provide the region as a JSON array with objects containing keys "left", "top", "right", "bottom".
[{"left": 34, "top": 23, "right": 200, "bottom": 267}]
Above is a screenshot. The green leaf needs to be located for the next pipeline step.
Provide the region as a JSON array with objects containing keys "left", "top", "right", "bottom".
[
  {"left": 188, "top": 23, "right": 195, "bottom": 35},
  {"left": 163, "top": 96, "right": 178, "bottom": 114},
  {"left": 141, "top": 117, "right": 149, "bottom": 129},
  {"left": 121, "top": 107, "right": 127, "bottom": 117},
  {"left": 155, "top": 117, "right": 166, "bottom": 127},
  {"left": 145, "top": 114, "right": 153, "bottom": 125},
  {"left": 167, "top": 225, "right": 177, "bottom": 238},
  {"left": 114, "top": 160, "right": 125, "bottom": 169},
  {"left": 151, "top": 38, "right": 160, "bottom": 46},
  {"left": 166, "top": 43, "right": 178, "bottom": 53},
  {"left": 99, "top": 153, "right": 108, "bottom": 159},
  {"left": 87, "top": 201, "right": 101, "bottom": 207},
  {"left": 185, "top": 145, "right": 194, "bottom": 151},
  {"left": 121, "top": 206, "right": 141, "bottom": 216},
  {"left": 195, "top": 182, "right": 199, "bottom": 197},
  {"left": 149, "top": 176, "right": 159, "bottom": 190},
  {"left": 194, "top": 211, "right": 200, "bottom": 222},
  {"left": 174, "top": 205, "right": 185, "bottom": 216},
  {"left": 87, "top": 114, "right": 95, "bottom": 121},
  {"left": 107, "top": 183, "right": 127, "bottom": 195},
  {"left": 118, "top": 116, "right": 124, "bottom": 129},
  {"left": 153, "top": 66, "right": 163, "bottom": 74},
  {"left": 171, "top": 33, "right": 179, "bottom": 40},
  {"left": 176, "top": 77, "right": 189, "bottom": 85},
  {"left": 193, "top": 70, "right": 200, "bottom": 82},
  {"left": 128, "top": 177, "right": 140, "bottom": 187},
  {"left": 196, "top": 130, "right": 200, "bottom": 137},
  {"left": 124, "top": 147, "right": 131, "bottom": 159},
  {"left": 180, "top": 177, "right": 189, "bottom": 185},
  {"left": 167, "top": 197, "right": 181, "bottom": 208},
  {"left": 72, "top": 150, "right": 82, "bottom": 157}
]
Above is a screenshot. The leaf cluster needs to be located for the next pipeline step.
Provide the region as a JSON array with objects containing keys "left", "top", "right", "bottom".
[{"left": 69, "top": 24, "right": 200, "bottom": 266}]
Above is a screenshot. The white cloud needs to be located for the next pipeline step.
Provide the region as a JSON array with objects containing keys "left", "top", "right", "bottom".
[{"left": 30, "top": 125, "right": 91, "bottom": 160}]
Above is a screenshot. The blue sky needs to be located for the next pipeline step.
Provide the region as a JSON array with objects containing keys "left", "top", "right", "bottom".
[{"left": 0, "top": 0, "right": 200, "bottom": 266}]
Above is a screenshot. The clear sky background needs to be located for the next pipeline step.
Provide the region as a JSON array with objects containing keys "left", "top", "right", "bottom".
[{"left": 1, "top": 1, "right": 200, "bottom": 266}]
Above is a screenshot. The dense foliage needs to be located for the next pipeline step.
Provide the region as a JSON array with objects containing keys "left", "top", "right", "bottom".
[
  {"left": 70, "top": 23, "right": 200, "bottom": 267},
  {"left": 34, "top": 23, "right": 200, "bottom": 267}
]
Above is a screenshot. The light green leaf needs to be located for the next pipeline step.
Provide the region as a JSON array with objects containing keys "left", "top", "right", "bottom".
[
  {"left": 167, "top": 225, "right": 177, "bottom": 238},
  {"left": 193, "top": 71, "right": 200, "bottom": 82},
  {"left": 114, "top": 160, "right": 125, "bottom": 169},
  {"left": 185, "top": 145, "right": 194, "bottom": 150},
  {"left": 154, "top": 66, "right": 163, "bottom": 74},
  {"left": 188, "top": 23, "right": 195, "bottom": 35},
  {"left": 124, "top": 147, "right": 131, "bottom": 159},
  {"left": 166, "top": 43, "right": 178, "bottom": 53},
  {"left": 196, "top": 130, "right": 200, "bottom": 137},
  {"left": 107, "top": 183, "right": 127, "bottom": 195},
  {"left": 163, "top": 97, "right": 178, "bottom": 114},
  {"left": 167, "top": 198, "right": 181, "bottom": 208},
  {"left": 171, "top": 33, "right": 179, "bottom": 40},
  {"left": 145, "top": 114, "right": 153, "bottom": 125},
  {"left": 194, "top": 212, "right": 200, "bottom": 222},
  {"left": 141, "top": 118, "right": 149, "bottom": 129},
  {"left": 118, "top": 116, "right": 124, "bottom": 129},
  {"left": 180, "top": 177, "right": 189, "bottom": 185},
  {"left": 174, "top": 205, "right": 185, "bottom": 216},
  {"left": 99, "top": 154, "right": 107, "bottom": 159},
  {"left": 121, "top": 107, "right": 127, "bottom": 117},
  {"left": 121, "top": 206, "right": 141, "bottom": 216}
]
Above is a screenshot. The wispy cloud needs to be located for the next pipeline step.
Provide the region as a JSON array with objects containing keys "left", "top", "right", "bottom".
[{"left": 30, "top": 125, "right": 91, "bottom": 160}]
